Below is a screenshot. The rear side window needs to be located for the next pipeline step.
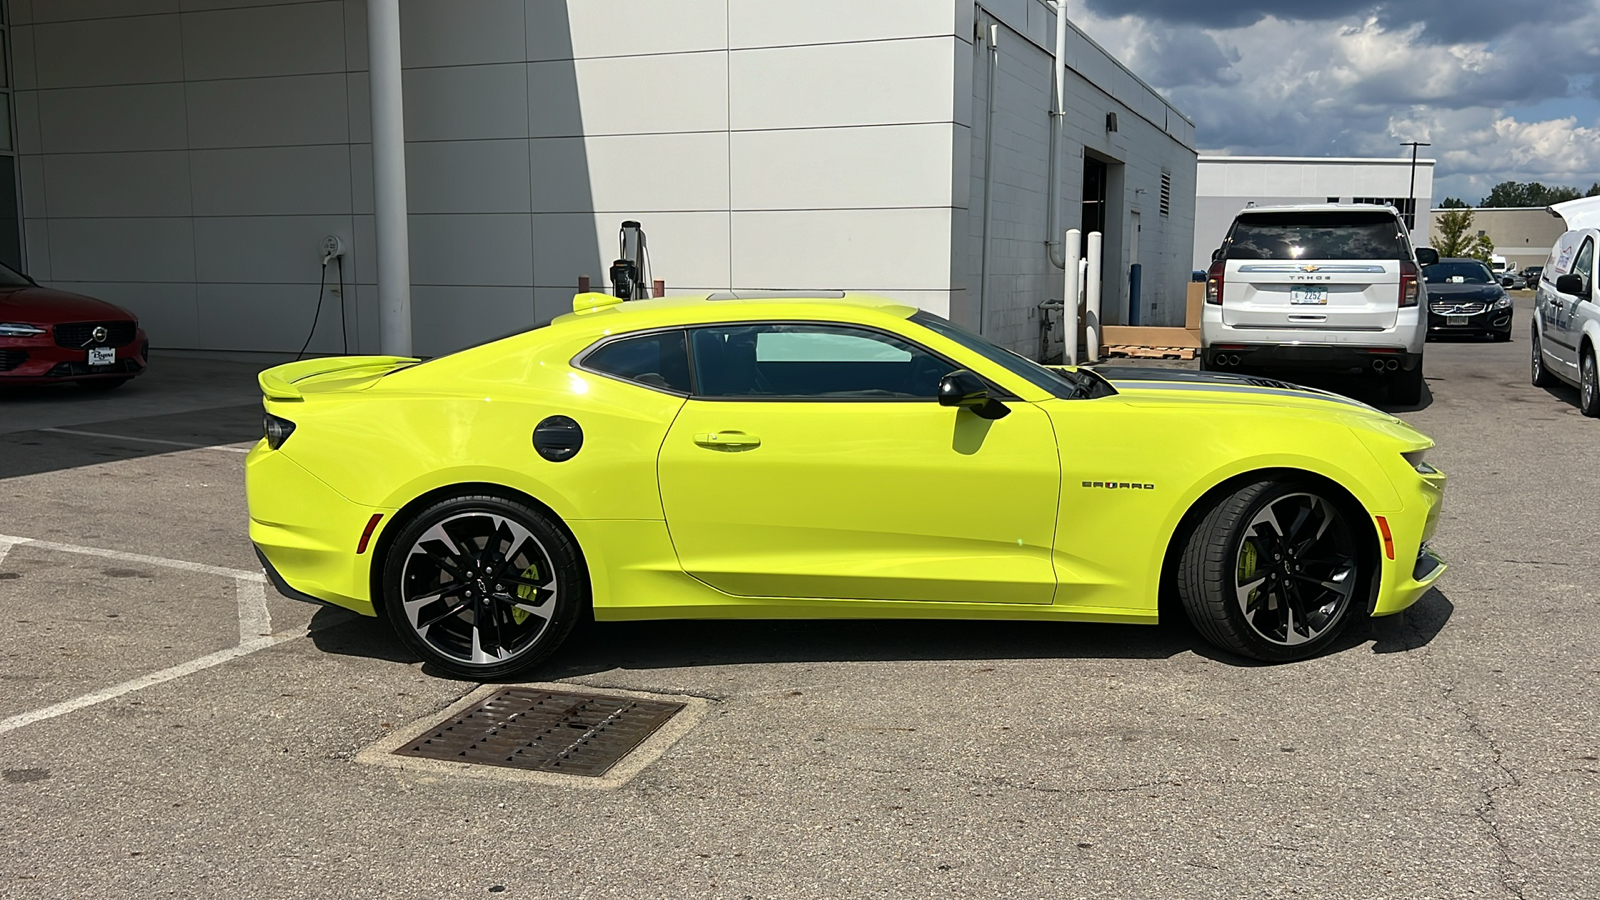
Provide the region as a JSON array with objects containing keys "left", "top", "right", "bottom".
[
  {"left": 689, "top": 323, "right": 948, "bottom": 399},
  {"left": 583, "top": 330, "right": 692, "bottom": 393},
  {"left": 1224, "top": 212, "right": 1411, "bottom": 261}
]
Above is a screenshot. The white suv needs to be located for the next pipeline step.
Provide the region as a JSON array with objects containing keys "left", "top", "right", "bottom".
[{"left": 1201, "top": 204, "right": 1431, "bottom": 404}]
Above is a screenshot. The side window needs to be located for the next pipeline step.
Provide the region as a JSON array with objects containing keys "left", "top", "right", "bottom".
[
  {"left": 1575, "top": 239, "right": 1595, "bottom": 291},
  {"left": 583, "top": 330, "right": 691, "bottom": 393},
  {"left": 689, "top": 323, "right": 950, "bottom": 399}
]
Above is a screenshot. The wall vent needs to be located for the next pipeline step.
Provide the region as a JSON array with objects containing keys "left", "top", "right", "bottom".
[{"left": 1159, "top": 171, "right": 1172, "bottom": 217}]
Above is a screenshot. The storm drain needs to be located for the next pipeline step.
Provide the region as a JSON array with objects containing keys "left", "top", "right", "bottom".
[{"left": 392, "top": 687, "right": 686, "bottom": 777}]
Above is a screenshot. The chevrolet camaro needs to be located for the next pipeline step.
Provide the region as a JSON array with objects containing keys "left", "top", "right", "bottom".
[{"left": 246, "top": 291, "right": 1447, "bottom": 677}]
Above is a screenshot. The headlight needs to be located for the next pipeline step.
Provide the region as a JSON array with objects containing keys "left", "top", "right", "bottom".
[
  {"left": 1492, "top": 295, "right": 1513, "bottom": 310},
  {"left": 263, "top": 413, "right": 297, "bottom": 449},
  {"left": 1402, "top": 449, "right": 1438, "bottom": 475},
  {"left": 0, "top": 323, "right": 47, "bottom": 337}
]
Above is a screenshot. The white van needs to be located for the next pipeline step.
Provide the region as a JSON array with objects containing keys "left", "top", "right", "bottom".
[
  {"left": 1531, "top": 196, "right": 1600, "bottom": 416},
  {"left": 1200, "top": 204, "right": 1431, "bottom": 404}
]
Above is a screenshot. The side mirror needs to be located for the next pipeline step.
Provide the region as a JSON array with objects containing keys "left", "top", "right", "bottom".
[
  {"left": 1556, "top": 273, "right": 1586, "bottom": 296},
  {"left": 1415, "top": 247, "right": 1439, "bottom": 266},
  {"left": 938, "top": 370, "right": 1009, "bottom": 420}
]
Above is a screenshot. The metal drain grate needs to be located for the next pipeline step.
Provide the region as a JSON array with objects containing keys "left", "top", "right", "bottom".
[{"left": 393, "top": 687, "right": 686, "bottom": 777}]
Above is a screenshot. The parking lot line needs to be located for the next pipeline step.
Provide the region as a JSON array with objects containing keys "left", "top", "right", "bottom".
[
  {"left": 0, "top": 533, "right": 356, "bottom": 737},
  {"left": 38, "top": 427, "right": 254, "bottom": 453},
  {"left": 0, "top": 534, "right": 265, "bottom": 582}
]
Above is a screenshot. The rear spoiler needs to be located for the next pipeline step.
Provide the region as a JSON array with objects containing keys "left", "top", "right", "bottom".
[{"left": 258, "top": 356, "right": 419, "bottom": 401}]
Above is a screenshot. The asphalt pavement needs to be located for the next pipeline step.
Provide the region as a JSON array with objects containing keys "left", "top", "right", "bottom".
[{"left": 1, "top": 302, "right": 1597, "bottom": 899}]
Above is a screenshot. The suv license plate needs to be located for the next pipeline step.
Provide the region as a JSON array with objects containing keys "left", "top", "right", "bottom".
[
  {"left": 1447, "top": 315, "right": 1468, "bottom": 326},
  {"left": 88, "top": 347, "right": 115, "bottom": 366},
  {"left": 1290, "top": 286, "right": 1327, "bottom": 305}
]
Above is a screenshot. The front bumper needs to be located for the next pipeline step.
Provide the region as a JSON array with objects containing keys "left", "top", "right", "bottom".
[
  {"left": 1427, "top": 308, "right": 1512, "bottom": 336},
  {"left": 0, "top": 328, "right": 149, "bottom": 384},
  {"left": 1370, "top": 465, "right": 1448, "bottom": 617}
]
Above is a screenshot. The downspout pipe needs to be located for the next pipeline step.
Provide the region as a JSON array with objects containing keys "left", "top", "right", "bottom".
[
  {"left": 976, "top": 18, "right": 999, "bottom": 335},
  {"left": 1045, "top": 1, "right": 1069, "bottom": 270},
  {"left": 368, "top": 0, "right": 413, "bottom": 357}
]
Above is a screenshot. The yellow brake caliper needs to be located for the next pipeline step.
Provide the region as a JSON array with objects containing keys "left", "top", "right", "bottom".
[
  {"left": 1238, "top": 540, "right": 1259, "bottom": 603},
  {"left": 512, "top": 564, "right": 541, "bottom": 625}
]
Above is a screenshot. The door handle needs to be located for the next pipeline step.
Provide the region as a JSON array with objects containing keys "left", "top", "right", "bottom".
[{"left": 694, "top": 432, "right": 761, "bottom": 449}]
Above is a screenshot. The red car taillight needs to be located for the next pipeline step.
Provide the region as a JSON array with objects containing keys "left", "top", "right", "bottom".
[
  {"left": 1205, "top": 260, "right": 1225, "bottom": 305},
  {"left": 1399, "top": 261, "right": 1419, "bottom": 308}
]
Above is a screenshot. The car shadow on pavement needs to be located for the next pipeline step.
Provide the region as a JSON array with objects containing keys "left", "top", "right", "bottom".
[
  {"left": 1367, "top": 588, "right": 1454, "bottom": 653},
  {"left": 0, "top": 404, "right": 262, "bottom": 479}
]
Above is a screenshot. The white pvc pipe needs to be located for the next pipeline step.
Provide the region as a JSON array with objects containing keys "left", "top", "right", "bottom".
[
  {"left": 1045, "top": 2, "right": 1069, "bottom": 270},
  {"left": 1085, "top": 230, "right": 1103, "bottom": 363},
  {"left": 368, "top": 0, "right": 413, "bottom": 357},
  {"left": 1063, "top": 228, "right": 1081, "bottom": 364}
]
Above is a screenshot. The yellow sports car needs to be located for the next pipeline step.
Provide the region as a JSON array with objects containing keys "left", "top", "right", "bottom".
[{"left": 247, "top": 291, "right": 1446, "bottom": 677}]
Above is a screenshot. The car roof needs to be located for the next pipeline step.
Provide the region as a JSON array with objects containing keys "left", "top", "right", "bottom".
[
  {"left": 1235, "top": 203, "right": 1400, "bottom": 215},
  {"left": 1434, "top": 258, "right": 1489, "bottom": 265},
  {"left": 549, "top": 291, "right": 919, "bottom": 333}
]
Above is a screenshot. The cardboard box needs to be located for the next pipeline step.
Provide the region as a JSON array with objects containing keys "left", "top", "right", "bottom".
[
  {"left": 1100, "top": 325, "right": 1201, "bottom": 349},
  {"left": 1185, "top": 282, "right": 1204, "bottom": 330}
]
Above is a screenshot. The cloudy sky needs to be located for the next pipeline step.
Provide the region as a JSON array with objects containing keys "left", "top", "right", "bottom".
[{"left": 1071, "top": 0, "right": 1600, "bottom": 204}]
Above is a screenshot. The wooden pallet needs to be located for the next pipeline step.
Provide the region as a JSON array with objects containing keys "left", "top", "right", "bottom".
[{"left": 1102, "top": 345, "right": 1195, "bottom": 360}]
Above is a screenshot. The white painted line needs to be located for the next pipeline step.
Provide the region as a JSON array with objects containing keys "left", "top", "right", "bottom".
[
  {"left": 236, "top": 577, "right": 273, "bottom": 643},
  {"left": 0, "top": 539, "right": 14, "bottom": 568},
  {"left": 0, "top": 534, "right": 264, "bottom": 582},
  {"left": 39, "top": 427, "right": 253, "bottom": 453},
  {"left": 0, "top": 632, "right": 302, "bottom": 737}
]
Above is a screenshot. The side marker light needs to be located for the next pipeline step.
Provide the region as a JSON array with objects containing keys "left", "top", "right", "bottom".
[
  {"left": 357, "top": 514, "right": 384, "bottom": 555},
  {"left": 1375, "top": 516, "right": 1395, "bottom": 560}
]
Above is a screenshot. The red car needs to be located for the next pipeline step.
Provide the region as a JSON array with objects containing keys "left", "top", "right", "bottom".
[{"left": 0, "top": 263, "right": 148, "bottom": 390}]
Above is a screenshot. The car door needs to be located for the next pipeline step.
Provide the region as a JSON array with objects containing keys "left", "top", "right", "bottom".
[
  {"left": 656, "top": 320, "right": 1060, "bottom": 605},
  {"left": 1550, "top": 236, "right": 1593, "bottom": 374}
]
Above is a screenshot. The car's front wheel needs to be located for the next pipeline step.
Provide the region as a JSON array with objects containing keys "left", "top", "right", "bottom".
[
  {"left": 1531, "top": 326, "right": 1555, "bottom": 387},
  {"left": 1178, "top": 479, "right": 1366, "bottom": 662},
  {"left": 1581, "top": 347, "right": 1599, "bottom": 418},
  {"left": 380, "top": 494, "right": 586, "bottom": 679}
]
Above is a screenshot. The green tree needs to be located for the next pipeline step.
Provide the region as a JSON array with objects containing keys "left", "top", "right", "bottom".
[
  {"left": 1588, "top": 183, "right": 1600, "bottom": 198},
  {"left": 1440, "top": 197, "right": 1470, "bottom": 208},
  {"left": 1481, "top": 180, "right": 1582, "bottom": 208},
  {"left": 1433, "top": 207, "right": 1496, "bottom": 261}
]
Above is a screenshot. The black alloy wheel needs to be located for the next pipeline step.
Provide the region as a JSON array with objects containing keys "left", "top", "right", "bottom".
[
  {"left": 1582, "top": 349, "right": 1600, "bottom": 418},
  {"left": 380, "top": 494, "right": 585, "bottom": 679},
  {"left": 1531, "top": 326, "right": 1554, "bottom": 387},
  {"left": 1179, "top": 480, "right": 1365, "bottom": 662}
]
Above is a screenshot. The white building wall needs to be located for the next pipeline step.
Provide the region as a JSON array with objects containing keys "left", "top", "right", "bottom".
[
  {"left": 7, "top": 0, "right": 1191, "bottom": 359},
  {"left": 1194, "top": 157, "right": 1436, "bottom": 271},
  {"left": 967, "top": 0, "right": 1196, "bottom": 353}
]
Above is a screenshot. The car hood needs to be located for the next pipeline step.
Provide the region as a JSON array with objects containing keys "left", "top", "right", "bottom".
[
  {"left": 1086, "top": 367, "right": 1401, "bottom": 424},
  {"left": 0, "top": 286, "right": 136, "bottom": 324},
  {"left": 1425, "top": 283, "right": 1501, "bottom": 301}
]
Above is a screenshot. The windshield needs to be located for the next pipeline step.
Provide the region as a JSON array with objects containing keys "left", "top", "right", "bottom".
[
  {"left": 1223, "top": 211, "right": 1411, "bottom": 261},
  {"left": 909, "top": 311, "right": 1109, "bottom": 399},
  {"left": 1423, "top": 262, "right": 1493, "bottom": 284}
]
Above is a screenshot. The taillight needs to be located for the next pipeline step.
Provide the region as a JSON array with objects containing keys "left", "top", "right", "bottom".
[
  {"left": 1399, "top": 261, "right": 1419, "bottom": 308},
  {"left": 1205, "top": 260, "right": 1225, "bottom": 304}
]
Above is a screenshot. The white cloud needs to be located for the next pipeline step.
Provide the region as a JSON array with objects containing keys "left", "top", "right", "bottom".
[{"left": 1069, "top": 4, "right": 1600, "bottom": 202}]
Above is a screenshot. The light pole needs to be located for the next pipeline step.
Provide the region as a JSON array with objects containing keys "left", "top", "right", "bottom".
[{"left": 1401, "top": 140, "right": 1430, "bottom": 231}]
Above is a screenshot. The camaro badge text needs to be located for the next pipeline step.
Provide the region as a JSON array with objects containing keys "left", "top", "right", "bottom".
[{"left": 1083, "top": 481, "right": 1156, "bottom": 490}]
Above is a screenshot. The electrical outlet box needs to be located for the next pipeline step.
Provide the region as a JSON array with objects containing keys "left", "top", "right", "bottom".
[{"left": 320, "top": 235, "right": 345, "bottom": 262}]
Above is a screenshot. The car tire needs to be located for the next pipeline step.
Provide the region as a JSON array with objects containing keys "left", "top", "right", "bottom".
[
  {"left": 1177, "top": 479, "right": 1365, "bottom": 663},
  {"left": 76, "top": 378, "right": 130, "bottom": 391},
  {"left": 1388, "top": 361, "right": 1424, "bottom": 406},
  {"left": 1531, "top": 326, "right": 1555, "bottom": 387},
  {"left": 379, "top": 493, "right": 587, "bottom": 679},
  {"left": 1581, "top": 348, "right": 1600, "bottom": 418}
]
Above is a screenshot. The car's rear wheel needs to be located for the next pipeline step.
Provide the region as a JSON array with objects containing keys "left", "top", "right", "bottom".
[
  {"left": 1388, "top": 361, "right": 1424, "bottom": 406},
  {"left": 1531, "top": 326, "right": 1555, "bottom": 387},
  {"left": 1581, "top": 348, "right": 1599, "bottom": 418},
  {"left": 1178, "top": 479, "right": 1364, "bottom": 663},
  {"left": 380, "top": 494, "right": 585, "bottom": 679}
]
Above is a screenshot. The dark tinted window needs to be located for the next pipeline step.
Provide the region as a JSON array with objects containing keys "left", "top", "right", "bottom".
[
  {"left": 1423, "top": 262, "right": 1493, "bottom": 284},
  {"left": 689, "top": 323, "right": 948, "bottom": 398},
  {"left": 1223, "top": 211, "right": 1411, "bottom": 261},
  {"left": 910, "top": 310, "right": 1107, "bottom": 399},
  {"left": 584, "top": 330, "right": 691, "bottom": 393}
]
